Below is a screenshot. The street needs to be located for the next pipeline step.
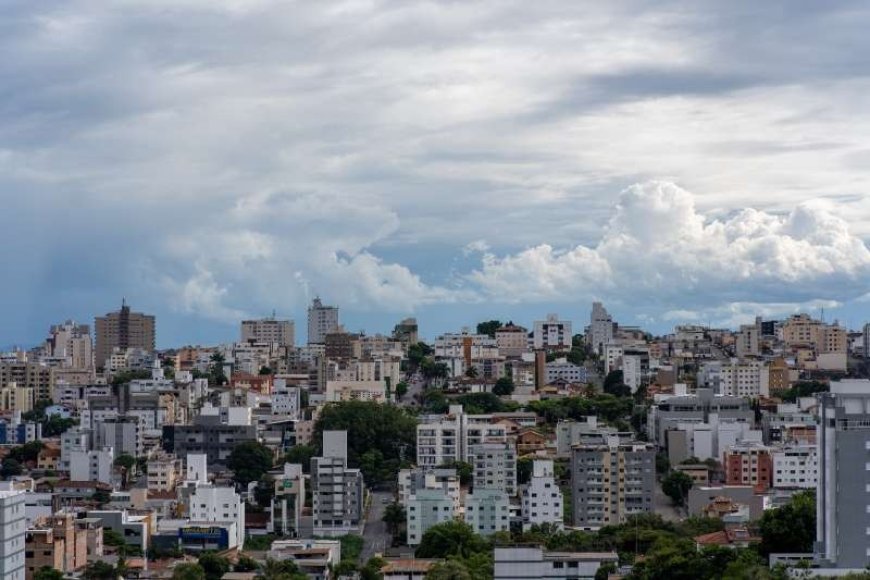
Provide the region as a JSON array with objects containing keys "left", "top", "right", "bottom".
[{"left": 360, "top": 490, "right": 393, "bottom": 562}]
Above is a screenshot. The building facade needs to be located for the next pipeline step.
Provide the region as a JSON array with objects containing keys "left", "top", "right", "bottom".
[{"left": 94, "top": 301, "right": 156, "bottom": 371}]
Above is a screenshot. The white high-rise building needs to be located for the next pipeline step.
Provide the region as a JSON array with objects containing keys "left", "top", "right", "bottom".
[
  {"left": 0, "top": 487, "right": 26, "bottom": 580},
  {"left": 771, "top": 445, "right": 818, "bottom": 489},
  {"left": 416, "top": 405, "right": 508, "bottom": 467},
  {"left": 588, "top": 302, "right": 614, "bottom": 355},
  {"left": 521, "top": 460, "right": 564, "bottom": 530},
  {"left": 719, "top": 359, "right": 769, "bottom": 398},
  {"left": 241, "top": 318, "right": 295, "bottom": 347},
  {"left": 312, "top": 431, "right": 364, "bottom": 536},
  {"left": 189, "top": 485, "right": 245, "bottom": 549},
  {"left": 307, "top": 298, "right": 339, "bottom": 345},
  {"left": 735, "top": 322, "right": 760, "bottom": 358}
]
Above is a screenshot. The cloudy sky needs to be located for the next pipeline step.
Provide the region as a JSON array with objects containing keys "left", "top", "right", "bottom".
[{"left": 2, "top": 0, "right": 870, "bottom": 347}]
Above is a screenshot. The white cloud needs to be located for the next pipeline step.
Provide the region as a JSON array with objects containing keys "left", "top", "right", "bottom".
[{"left": 469, "top": 182, "right": 870, "bottom": 308}]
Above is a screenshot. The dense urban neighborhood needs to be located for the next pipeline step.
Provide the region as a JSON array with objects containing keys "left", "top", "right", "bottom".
[{"left": 0, "top": 300, "right": 868, "bottom": 579}]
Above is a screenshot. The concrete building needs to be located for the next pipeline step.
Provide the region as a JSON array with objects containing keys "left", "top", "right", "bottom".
[
  {"left": 724, "top": 443, "right": 772, "bottom": 491},
  {"left": 533, "top": 314, "right": 572, "bottom": 352},
  {"left": 94, "top": 301, "right": 156, "bottom": 371},
  {"left": 406, "top": 488, "right": 454, "bottom": 545},
  {"left": 272, "top": 379, "right": 302, "bottom": 418},
  {"left": 96, "top": 416, "right": 141, "bottom": 458},
  {"left": 311, "top": 431, "right": 364, "bottom": 537},
  {"left": 545, "top": 361, "right": 587, "bottom": 384},
  {"left": 392, "top": 317, "right": 419, "bottom": 346},
  {"left": 43, "top": 321, "right": 94, "bottom": 371},
  {"left": 621, "top": 349, "right": 650, "bottom": 393},
  {"left": 188, "top": 484, "right": 245, "bottom": 549},
  {"left": 162, "top": 419, "right": 257, "bottom": 467},
  {"left": 416, "top": 405, "right": 508, "bottom": 467},
  {"left": 69, "top": 447, "right": 114, "bottom": 485},
  {"left": 241, "top": 318, "right": 295, "bottom": 347},
  {"left": 521, "top": 460, "right": 563, "bottom": 530},
  {"left": 571, "top": 438, "right": 655, "bottom": 529},
  {"left": 863, "top": 322, "right": 870, "bottom": 359},
  {"left": 398, "top": 468, "right": 460, "bottom": 514},
  {"left": 464, "top": 488, "right": 510, "bottom": 536},
  {"left": 647, "top": 389, "right": 755, "bottom": 448},
  {"left": 0, "top": 363, "right": 53, "bottom": 405},
  {"left": 0, "top": 383, "right": 34, "bottom": 414},
  {"left": 307, "top": 298, "right": 339, "bottom": 345},
  {"left": 269, "top": 463, "right": 305, "bottom": 537},
  {"left": 469, "top": 442, "right": 517, "bottom": 496},
  {"left": 0, "top": 488, "right": 27, "bottom": 580},
  {"left": 147, "top": 452, "right": 182, "bottom": 492},
  {"left": 817, "top": 379, "right": 870, "bottom": 569},
  {"left": 735, "top": 322, "right": 760, "bottom": 358},
  {"left": 771, "top": 445, "right": 818, "bottom": 489},
  {"left": 493, "top": 546, "right": 618, "bottom": 580},
  {"left": 495, "top": 324, "right": 529, "bottom": 358},
  {"left": 587, "top": 302, "right": 614, "bottom": 355},
  {"left": 719, "top": 360, "right": 769, "bottom": 398}
]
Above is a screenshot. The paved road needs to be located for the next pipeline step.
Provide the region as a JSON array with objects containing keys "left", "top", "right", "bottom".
[
  {"left": 361, "top": 491, "right": 393, "bottom": 562},
  {"left": 399, "top": 372, "right": 425, "bottom": 409}
]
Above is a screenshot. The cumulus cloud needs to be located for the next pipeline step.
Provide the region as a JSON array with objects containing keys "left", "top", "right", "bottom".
[{"left": 469, "top": 182, "right": 870, "bottom": 309}]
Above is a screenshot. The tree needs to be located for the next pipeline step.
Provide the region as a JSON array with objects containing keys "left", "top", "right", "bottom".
[
  {"left": 227, "top": 440, "right": 274, "bottom": 488},
  {"left": 464, "top": 366, "right": 479, "bottom": 379},
  {"left": 383, "top": 502, "right": 406, "bottom": 537},
  {"left": 360, "top": 556, "right": 387, "bottom": 580},
  {"left": 198, "top": 553, "right": 231, "bottom": 580},
  {"left": 172, "top": 563, "right": 206, "bottom": 580},
  {"left": 455, "top": 393, "right": 506, "bottom": 414},
  {"left": 114, "top": 453, "right": 136, "bottom": 489},
  {"left": 395, "top": 381, "right": 409, "bottom": 399},
  {"left": 234, "top": 555, "right": 258, "bottom": 572},
  {"left": 1, "top": 458, "right": 22, "bottom": 479},
  {"left": 254, "top": 474, "right": 276, "bottom": 507},
  {"left": 492, "top": 377, "right": 515, "bottom": 396},
  {"left": 759, "top": 491, "right": 815, "bottom": 556},
  {"left": 259, "top": 365, "right": 273, "bottom": 375},
  {"left": 476, "top": 320, "right": 503, "bottom": 338},
  {"left": 284, "top": 444, "right": 316, "bottom": 473},
  {"left": 603, "top": 370, "right": 631, "bottom": 397},
  {"left": 517, "top": 456, "right": 534, "bottom": 486},
  {"left": 425, "top": 560, "right": 472, "bottom": 580},
  {"left": 260, "top": 558, "right": 306, "bottom": 580},
  {"left": 314, "top": 401, "right": 417, "bottom": 484},
  {"left": 81, "top": 561, "right": 118, "bottom": 580},
  {"left": 440, "top": 460, "right": 473, "bottom": 486},
  {"left": 662, "top": 471, "right": 693, "bottom": 506},
  {"left": 415, "top": 521, "right": 489, "bottom": 559},
  {"left": 595, "top": 562, "right": 617, "bottom": 580},
  {"left": 34, "top": 567, "right": 66, "bottom": 580},
  {"left": 408, "top": 342, "right": 433, "bottom": 370},
  {"left": 209, "top": 352, "right": 227, "bottom": 386}
]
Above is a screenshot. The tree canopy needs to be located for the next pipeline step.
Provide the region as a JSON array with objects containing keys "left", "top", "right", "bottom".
[
  {"left": 415, "top": 521, "right": 489, "bottom": 559},
  {"left": 227, "top": 441, "right": 274, "bottom": 488},
  {"left": 662, "top": 471, "right": 694, "bottom": 506},
  {"left": 493, "top": 377, "right": 515, "bottom": 396},
  {"left": 476, "top": 320, "right": 503, "bottom": 338},
  {"left": 314, "top": 401, "right": 417, "bottom": 483},
  {"left": 758, "top": 491, "right": 815, "bottom": 556}
]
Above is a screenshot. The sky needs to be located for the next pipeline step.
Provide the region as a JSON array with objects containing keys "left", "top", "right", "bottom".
[{"left": 1, "top": 0, "right": 869, "bottom": 348}]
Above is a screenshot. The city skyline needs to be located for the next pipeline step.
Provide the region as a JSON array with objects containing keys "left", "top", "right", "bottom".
[{"left": 2, "top": 1, "right": 870, "bottom": 347}]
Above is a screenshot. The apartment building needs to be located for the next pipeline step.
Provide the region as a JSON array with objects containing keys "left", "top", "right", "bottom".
[
  {"left": 495, "top": 324, "right": 529, "bottom": 358},
  {"left": 94, "top": 301, "right": 156, "bottom": 371},
  {"left": 735, "top": 322, "right": 760, "bottom": 358},
  {"left": 188, "top": 484, "right": 245, "bottom": 549},
  {"left": 69, "top": 447, "right": 114, "bottom": 485},
  {"left": 162, "top": 417, "right": 257, "bottom": 466},
  {"left": 269, "top": 463, "right": 305, "bottom": 537},
  {"left": 398, "top": 468, "right": 460, "bottom": 515},
  {"left": 771, "top": 445, "right": 818, "bottom": 489},
  {"left": 724, "top": 443, "right": 772, "bottom": 491},
  {"left": 470, "top": 442, "right": 517, "bottom": 496},
  {"left": 719, "top": 359, "right": 769, "bottom": 398},
  {"left": 647, "top": 388, "right": 754, "bottom": 447},
  {"left": 416, "top": 405, "right": 508, "bottom": 467},
  {"left": 147, "top": 452, "right": 182, "bottom": 492},
  {"left": 43, "top": 321, "right": 94, "bottom": 371},
  {"left": 406, "top": 489, "right": 454, "bottom": 546},
  {"left": 587, "top": 302, "right": 614, "bottom": 355},
  {"left": 533, "top": 314, "right": 572, "bottom": 352},
  {"left": 0, "top": 488, "right": 26, "bottom": 580},
  {"left": 571, "top": 438, "right": 655, "bottom": 529},
  {"left": 307, "top": 298, "right": 339, "bottom": 345},
  {"left": 521, "top": 460, "right": 564, "bottom": 530},
  {"left": 817, "top": 379, "right": 870, "bottom": 569},
  {"left": 311, "top": 431, "right": 364, "bottom": 537},
  {"left": 464, "top": 488, "right": 510, "bottom": 536},
  {"left": 241, "top": 318, "right": 295, "bottom": 347},
  {"left": 0, "top": 363, "right": 53, "bottom": 404}
]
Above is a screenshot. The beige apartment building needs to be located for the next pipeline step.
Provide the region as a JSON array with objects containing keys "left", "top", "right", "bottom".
[
  {"left": 0, "top": 363, "right": 54, "bottom": 402},
  {"left": 782, "top": 314, "right": 846, "bottom": 353},
  {"left": 94, "top": 301, "right": 156, "bottom": 370}
]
